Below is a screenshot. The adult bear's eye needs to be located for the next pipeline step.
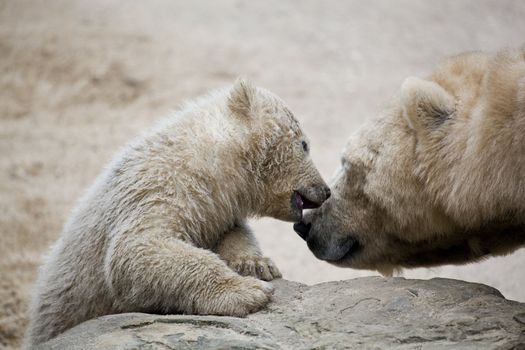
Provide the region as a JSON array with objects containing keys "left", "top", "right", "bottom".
[{"left": 301, "top": 140, "right": 309, "bottom": 153}]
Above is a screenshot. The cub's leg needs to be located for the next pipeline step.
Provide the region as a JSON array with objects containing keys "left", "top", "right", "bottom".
[
  {"left": 215, "top": 222, "right": 282, "bottom": 281},
  {"left": 105, "top": 229, "right": 273, "bottom": 317}
]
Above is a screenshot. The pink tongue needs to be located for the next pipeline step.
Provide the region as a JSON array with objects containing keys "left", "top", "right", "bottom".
[{"left": 296, "top": 193, "right": 304, "bottom": 209}]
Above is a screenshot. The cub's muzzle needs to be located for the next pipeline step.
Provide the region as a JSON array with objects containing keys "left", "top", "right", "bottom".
[{"left": 290, "top": 185, "right": 331, "bottom": 222}]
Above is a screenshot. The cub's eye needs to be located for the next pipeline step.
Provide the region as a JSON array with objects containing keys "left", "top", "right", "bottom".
[{"left": 301, "top": 140, "right": 309, "bottom": 152}]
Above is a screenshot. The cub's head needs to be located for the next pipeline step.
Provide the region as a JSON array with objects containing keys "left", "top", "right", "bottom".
[
  {"left": 294, "top": 59, "right": 525, "bottom": 273},
  {"left": 227, "top": 79, "right": 330, "bottom": 222}
]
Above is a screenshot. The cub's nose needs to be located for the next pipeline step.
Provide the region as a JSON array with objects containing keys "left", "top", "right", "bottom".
[
  {"left": 325, "top": 187, "right": 331, "bottom": 200},
  {"left": 293, "top": 221, "right": 311, "bottom": 241}
]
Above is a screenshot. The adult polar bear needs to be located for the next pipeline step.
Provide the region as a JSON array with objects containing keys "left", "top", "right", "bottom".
[
  {"left": 295, "top": 48, "right": 525, "bottom": 274},
  {"left": 26, "top": 80, "right": 330, "bottom": 346}
]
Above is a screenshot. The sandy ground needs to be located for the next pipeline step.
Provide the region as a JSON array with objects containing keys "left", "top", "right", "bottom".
[{"left": 1, "top": 0, "right": 525, "bottom": 348}]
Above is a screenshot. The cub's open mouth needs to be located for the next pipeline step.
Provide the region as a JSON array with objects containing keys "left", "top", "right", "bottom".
[{"left": 294, "top": 191, "right": 323, "bottom": 211}]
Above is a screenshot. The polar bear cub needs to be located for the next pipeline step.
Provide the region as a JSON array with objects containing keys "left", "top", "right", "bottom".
[{"left": 26, "top": 80, "right": 330, "bottom": 346}]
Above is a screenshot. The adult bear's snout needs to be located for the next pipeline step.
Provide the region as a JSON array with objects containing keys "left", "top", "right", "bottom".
[
  {"left": 295, "top": 207, "right": 360, "bottom": 262},
  {"left": 293, "top": 221, "right": 311, "bottom": 240}
]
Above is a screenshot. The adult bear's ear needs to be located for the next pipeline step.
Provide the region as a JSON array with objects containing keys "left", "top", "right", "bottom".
[
  {"left": 401, "top": 77, "right": 455, "bottom": 132},
  {"left": 228, "top": 78, "right": 258, "bottom": 119}
]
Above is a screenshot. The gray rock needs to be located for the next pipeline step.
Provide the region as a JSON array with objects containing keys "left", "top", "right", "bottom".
[{"left": 40, "top": 277, "right": 525, "bottom": 349}]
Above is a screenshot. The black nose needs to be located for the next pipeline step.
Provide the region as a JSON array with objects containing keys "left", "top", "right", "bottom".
[
  {"left": 325, "top": 187, "right": 331, "bottom": 200},
  {"left": 293, "top": 221, "right": 311, "bottom": 241}
]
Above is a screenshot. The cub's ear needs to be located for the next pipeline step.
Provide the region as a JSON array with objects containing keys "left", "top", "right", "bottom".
[
  {"left": 228, "top": 78, "right": 258, "bottom": 119},
  {"left": 401, "top": 77, "right": 455, "bottom": 132}
]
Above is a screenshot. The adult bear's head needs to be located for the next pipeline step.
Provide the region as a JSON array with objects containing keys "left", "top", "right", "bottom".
[{"left": 294, "top": 50, "right": 525, "bottom": 274}]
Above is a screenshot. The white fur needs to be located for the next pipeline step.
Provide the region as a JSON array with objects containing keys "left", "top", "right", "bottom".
[{"left": 25, "top": 80, "right": 327, "bottom": 346}]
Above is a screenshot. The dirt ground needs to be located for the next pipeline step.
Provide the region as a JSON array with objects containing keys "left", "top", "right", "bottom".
[{"left": 1, "top": 0, "right": 525, "bottom": 348}]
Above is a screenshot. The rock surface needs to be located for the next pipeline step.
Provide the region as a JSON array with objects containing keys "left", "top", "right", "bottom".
[{"left": 41, "top": 277, "right": 525, "bottom": 349}]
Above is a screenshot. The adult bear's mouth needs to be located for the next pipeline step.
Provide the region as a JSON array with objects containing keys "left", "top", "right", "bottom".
[{"left": 320, "top": 236, "right": 361, "bottom": 266}]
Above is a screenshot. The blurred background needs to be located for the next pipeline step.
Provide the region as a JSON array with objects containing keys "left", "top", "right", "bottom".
[{"left": 1, "top": 0, "right": 525, "bottom": 348}]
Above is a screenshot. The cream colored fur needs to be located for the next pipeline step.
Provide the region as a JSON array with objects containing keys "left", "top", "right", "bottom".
[
  {"left": 302, "top": 48, "right": 525, "bottom": 273},
  {"left": 26, "top": 80, "right": 328, "bottom": 346}
]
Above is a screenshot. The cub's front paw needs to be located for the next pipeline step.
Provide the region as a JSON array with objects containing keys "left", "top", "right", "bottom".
[
  {"left": 227, "top": 256, "right": 282, "bottom": 281},
  {"left": 205, "top": 276, "right": 274, "bottom": 317}
]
